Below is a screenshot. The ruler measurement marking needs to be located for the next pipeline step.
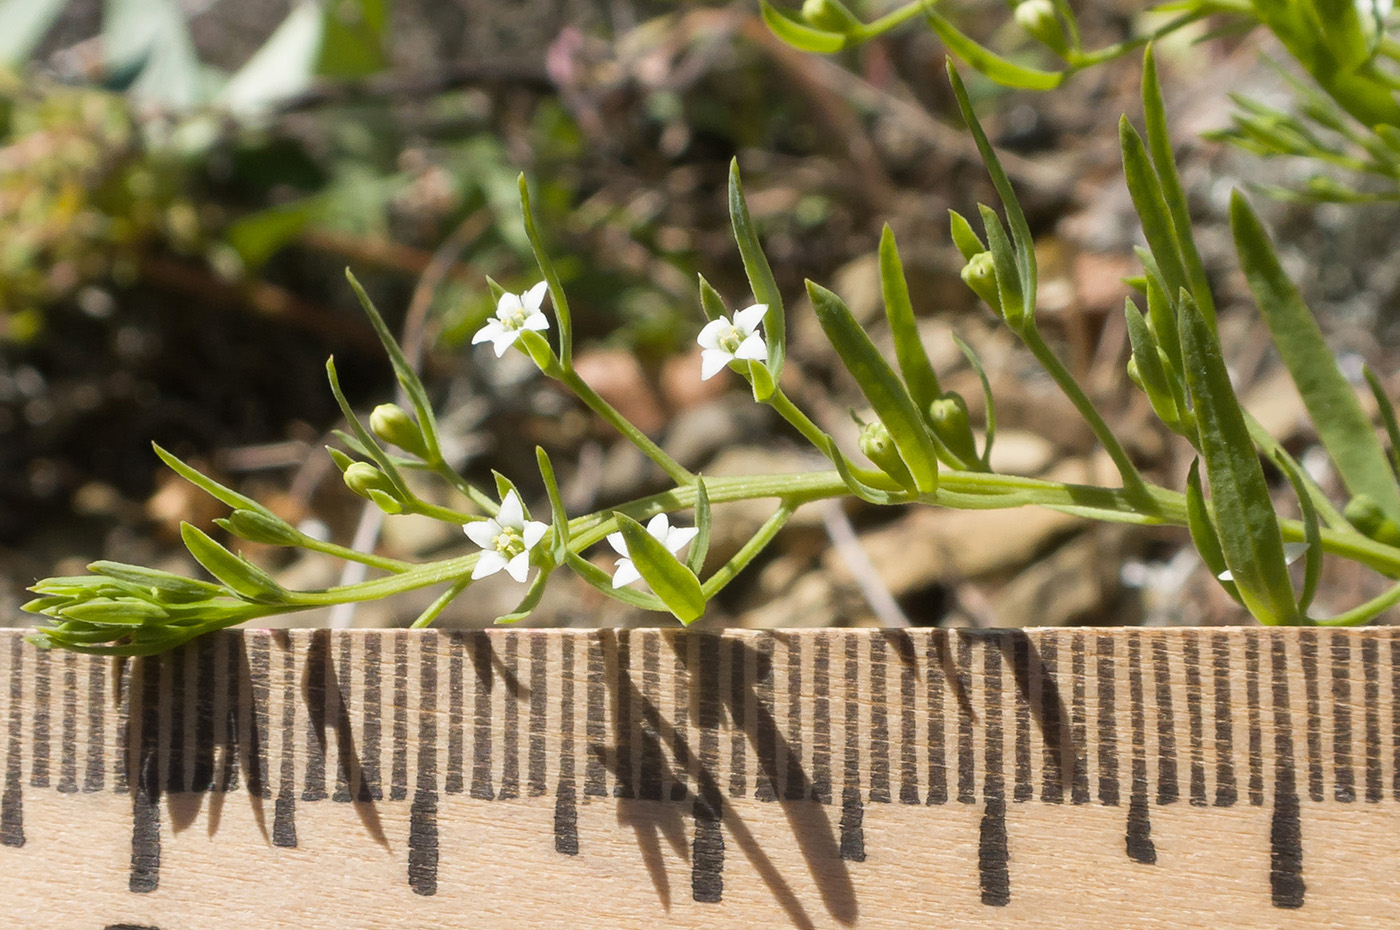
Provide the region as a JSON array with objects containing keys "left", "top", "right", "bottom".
[
  {"left": 979, "top": 635, "right": 1010, "bottom": 907},
  {"left": 784, "top": 635, "right": 805, "bottom": 801},
  {"left": 555, "top": 634, "right": 579, "bottom": 856},
  {"left": 530, "top": 632, "right": 549, "bottom": 798},
  {"left": 840, "top": 633, "right": 865, "bottom": 861},
  {"left": 1182, "top": 633, "right": 1206, "bottom": 806},
  {"left": 300, "top": 631, "right": 327, "bottom": 803},
  {"left": 895, "top": 632, "right": 920, "bottom": 805},
  {"left": 1096, "top": 635, "right": 1120, "bottom": 806},
  {"left": 1332, "top": 635, "right": 1356, "bottom": 802},
  {"left": 1246, "top": 634, "right": 1264, "bottom": 805},
  {"left": 727, "top": 638, "right": 746, "bottom": 798},
  {"left": 752, "top": 636, "right": 776, "bottom": 802},
  {"left": 1009, "top": 635, "right": 1033, "bottom": 803},
  {"left": 113, "top": 654, "right": 131, "bottom": 795},
  {"left": 868, "top": 635, "right": 890, "bottom": 804},
  {"left": 30, "top": 647, "right": 49, "bottom": 789},
  {"left": 1363, "top": 637, "right": 1382, "bottom": 803},
  {"left": 1037, "top": 637, "right": 1064, "bottom": 804},
  {"left": 193, "top": 636, "right": 216, "bottom": 793},
  {"left": 812, "top": 635, "right": 832, "bottom": 804},
  {"left": 1268, "top": 633, "right": 1305, "bottom": 908},
  {"left": 130, "top": 655, "right": 161, "bottom": 892},
  {"left": 467, "top": 634, "right": 491, "bottom": 801},
  {"left": 1150, "top": 638, "right": 1178, "bottom": 805},
  {"left": 2, "top": 634, "right": 22, "bottom": 846},
  {"left": 1126, "top": 635, "right": 1155, "bottom": 864},
  {"left": 1069, "top": 633, "right": 1090, "bottom": 804},
  {"left": 330, "top": 633, "right": 351, "bottom": 802},
  {"left": 409, "top": 635, "right": 439, "bottom": 896},
  {"left": 956, "top": 634, "right": 976, "bottom": 805},
  {"left": 272, "top": 635, "right": 297, "bottom": 847},
  {"left": 499, "top": 634, "right": 521, "bottom": 801},
  {"left": 1300, "top": 631, "right": 1324, "bottom": 802},
  {"left": 58, "top": 649, "right": 77, "bottom": 793},
  {"left": 1212, "top": 633, "right": 1237, "bottom": 807}
]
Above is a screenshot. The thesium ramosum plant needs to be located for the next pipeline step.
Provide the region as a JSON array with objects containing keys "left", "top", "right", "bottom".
[{"left": 26, "top": 34, "right": 1400, "bottom": 654}]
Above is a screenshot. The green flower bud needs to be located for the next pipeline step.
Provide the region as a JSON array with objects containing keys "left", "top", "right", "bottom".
[
  {"left": 344, "top": 462, "right": 406, "bottom": 514},
  {"left": 960, "top": 251, "right": 1002, "bottom": 315},
  {"left": 217, "top": 509, "right": 304, "bottom": 547},
  {"left": 1014, "top": 0, "right": 1068, "bottom": 56},
  {"left": 858, "top": 419, "right": 916, "bottom": 489},
  {"left": 370, "top": 404, "right": 430, "bottom": 458},
  {"left": 928, "top": 393, "right": 981, "bottom": 469},
  {"left": 802, "top": 0, "right": 863, "bottom": 33},
  {"left": 1344, "top": 494, "right": 1400, "bottom": 548}
]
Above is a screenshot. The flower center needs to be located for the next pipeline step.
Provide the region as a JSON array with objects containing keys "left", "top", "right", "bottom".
[
  {"left": 717, "top": 324, "right": 744, "bottom": 354},
  {"left": 492, "top": 526, "right": 526, "bottom": 558},
  {"left": 504, "top": 307, "right": 529, "bottom": 331}
]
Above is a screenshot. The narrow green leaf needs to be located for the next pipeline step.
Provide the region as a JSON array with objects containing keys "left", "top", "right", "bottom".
[
  {"left": 948, "top": 210, "right": 987, "bottom": 261},
  {"left": 953, "top": 334, "right": 996, "bottom": 469},
  {"left": 152, "top": 444, "right": 265, "bottom": 514},
  {"left": 1364, "top": 366, "right": 1400, "bottom": 481},
  {"left": 215, "top": 509, "right": 304, "bottom": 547},
  {"left": 1142, "top": 45, "right": 1215, "bottom": 327},
  {"left": 947, "top": 63, "right": 1037, "bottom": 321},
  {"left": 977, "top": 205, "right": 1026, "bottom": 329},
  {"left": 62, "top": 600, "right": 170, "bottom": 626},
  {"left": 411, "top": 577, "right": 471, "bottom": 630},
  {"left": 1185, "top": 459, "right": 1242, "bottom": 605},
  {"left": 879, "top": 225, "right": 941, "bottom": 411},
  {"left": 759, "top": 0, "right": 847, "bottom": 52},
  {"left": 808, "top": 281, "right": 939, "bottom": 493},
  {"left": 1124, "top": 298, "right": 1179, "bottom": 427},
  {"left": 1120, "top": 117, "right": 1191, "bottom": 311},
  {"left": 927, "top": 13, "right": 1065, "bottom": 90},
  {"left": 729, "top": 160, "right": 785, "bottom": 392},
  {"left": 614, "top": 514, "right": 707, "bottom": 624},
  {"left": 89, "top": 562, "right": 224, "bottom": 603},
  {"left": 492, "top": 471, "right": 525, "bottom": 515},
  {"left": 536, "top": 447, "right": 569, "bottom": 564},
  {"left": 179, "top": 523, "right": 288, "bottom": 604},
  {"left": 1179, "top": 294, "right": 1300, "bottom": 624},
  {"left": 1231, "top": 191, "right": 1400, "bottom": 523},
  {"left": 1142, "top": 267, "right": 1183, "bottom": 375},
  {"left": 1272, "top": 450, "right": 1322, "bottom": 614},
  {"left": 566, "top": 552, "right": 671, "bottom": 612},
  {"left": 344, "top": 270, "right": 443, "bottom": 462},
  {"left": 495, "top": 567, "right": 552, "bottom": 625},
  {"left": 326, "top": 357, "right": 415, "bottom": 501},
  {"left": 519, "top": 174, "right": 574, "bottom": 366},
  {"left": 687, "top": 477, "right": 712, "bottom": 576},
  {"left": 697, "top": 274, "right": 728, "bottom": 323}
]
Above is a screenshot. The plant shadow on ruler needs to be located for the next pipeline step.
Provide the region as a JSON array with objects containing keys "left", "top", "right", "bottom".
[{"left": 1, "top": 625, "right": 1380, "bottom": 925}]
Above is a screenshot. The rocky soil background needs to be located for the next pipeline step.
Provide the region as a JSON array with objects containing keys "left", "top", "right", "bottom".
[{"left": 3, "top": 1, "right": 1398, "bottom": 632}]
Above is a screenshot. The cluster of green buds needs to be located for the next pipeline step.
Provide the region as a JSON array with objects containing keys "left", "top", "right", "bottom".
[{"left": 27, "top": 51, "right": 1400, "bottom": 657}]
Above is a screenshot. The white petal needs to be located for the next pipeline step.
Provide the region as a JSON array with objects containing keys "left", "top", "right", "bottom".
[
  {"left": 612, "top": 558, "right": 641, "bottom": 588},
  {"left": 490, "top": 329, "right": 521, "bottom": 357},
  {"left": 645, "top": 513, "right": 671, "bottom": 538},
  {"left": 495, "top": 292, "right": 524, "bottom": 320},
  {"left": 734, "top": 332, "right": 767, "bottom": 361},
  {"left": 665, "top": 526, "right": 699, "bottom": 553},
  {"left": 522, "top": 520, "right": 549, "bottom": 550},
  {"left": 505, "top": 552, "right": 531, "bottom": 583},
  {"left": 497, "top": 490, "right": 525, "bottom": 529},
  {"left": 700, "top": 349, "right": 733, "bottom": 381},
  {"left": 472, "top": 320, "right": 505, "bottom": 345},
  {"left": 522, "top": 281, "right": 549, "bottom": 311},
  {"left": 607, "top": 530, "right": 629, "bottom": 557},
  {"left": 733, "top": 303, "right": 767, "bottom": 334},
  {"left": 696, "top": 318, "right": 730, "bottom": 351},
  {"left": 472, "top": 550, "right": 508, "bottom": 579},
  {"left": 523, "top": 311, "right": 550, "bottom": 331},
  {"left": 464, "top": 519, "right": 501, "bottom": 549}
]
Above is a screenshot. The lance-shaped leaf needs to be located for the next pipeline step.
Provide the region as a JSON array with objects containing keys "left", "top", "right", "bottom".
[
  {"left": 808, "top": 281, "right": 939, "bottom": 493},
  {"left": 1272, "top": 450, "right": 1323, "bottom": 615},
  {"left": 953, "top": 334, "right": 996, "bottom": 469},
  {"left": 566, "top": 551, "right": 671, "bottom": 612},
  {"left": 519, "top": 174, "right": 574, "bottom": 366},
  {"left": 1184, "top": 459, "right": 1242, "bottom": 605},
  {"left": 978, "top": 204, "right": 1026, "bottom": 329},
  {"left": 411, "top": 577, "right": 471, "bottom": 630},
  {"left": 1124, "top": 298, "right": 1182, "bottom": 429},
  {"left": 1231, "top": 190, "right": 1400, "bottom": 523},
  {"left": 729, "top": 160, "right": 785, "bottom": 395},
  {"left": 948, "top": 210, "right": 987, "bottom": 261},
  {"left": 90, "top": 562, "right": 225, "bottom": 603},
  {"left": 180, "top": 523, "right": 289, "bottom": 605},
  {"left": 1142, "top": 46, "right": 1215, "bottom": 327},
  {"left": 1364, "top": 366, "right": 1400, "bottom": 481},
  {"left": 759, "top": 0, "right": 847, "bottom": 52},
  {"left": 688, "top": 477, "right": 712, "bottom": 576},
  {"left": 948, "top": 63, "right": 1037, "bottom": 323},
  {"left": 1179, "top": 294, "right": 1301, "bottom": 625},
  {"left": 697, "top": 274, "right": 728, "bottom": 323},
  {"left": 613, "top": 513, "right": 706, "bottom": 625},
  {"left": 153, "top": 444, "right": 265, "bottom": 513},
  {"left": 344, "top": 270, "right": 444, "bottom": 462},
  {"left": 1120, "top": 117, "right": 1191, "bottom": 313},
  {"left": 879, "top": 225, "right": 941, "bottom": 412},
  {"left": 61, "top": 599, "right": 170, "bottom": 626},
  {"left": 536, "top": 447, "right": 569, "bottom": 565},
  {"left": 216, "top": 509, "right": 304, "bottom": 546},
  {"left": 926, "top": 12, "right": 1064, "bottom": 90}
]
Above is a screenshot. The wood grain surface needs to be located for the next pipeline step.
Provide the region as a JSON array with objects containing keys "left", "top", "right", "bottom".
[{"left": 0, "top": 627, "right": 1396, "bottom": 929}]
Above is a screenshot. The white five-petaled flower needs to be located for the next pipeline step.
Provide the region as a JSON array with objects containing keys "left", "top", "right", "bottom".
[
  {"left": 465, "top": 490, "right": 549, "bottom": 582},
  {"left": 608, "top": 513, "right": 700, "bottom": 588},
  {"left": 697, "top": 303, "right": 768, "bottom": 381},
  {"left": 472, "top": 282, "right": 550, "bottom": 357}
]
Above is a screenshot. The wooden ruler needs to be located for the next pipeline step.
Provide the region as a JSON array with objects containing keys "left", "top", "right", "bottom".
[{"left": 0, "top": 627, "right": 1397, "bottom": 928}]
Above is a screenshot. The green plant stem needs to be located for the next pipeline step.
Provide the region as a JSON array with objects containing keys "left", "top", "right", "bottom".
[
  {"left": 560, "top": 369, "right": 694, "bottom": 485},
  {"left": 298, "top": 537, "right": 412, "bottom": 573},
  {"left": 768, "top": 388, "right": 830, "bottom": 451},
  {"left": 429, "top": 458, "right": 498, "bottom": 514},
  {"left": 411, "top": 577, "right": 472, "bottom": 629},
  {"left": 405, "top": 498, "right": 477, "bottom": 524},
  {"left": 1019, "top": 324, "right": 1149, "bottom": 498},
  {"left": 854, "top": 0, "right": 928, "bottom": 40},
  {"left": 702, "top": 499, "right": 797, "bottom": 598},
  {"left": 1315, "top": 578, "right": 1400, "bottom": 626}
]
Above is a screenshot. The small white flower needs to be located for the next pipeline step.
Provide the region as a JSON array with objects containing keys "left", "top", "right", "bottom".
[
  {"left": 472, "top": 282, "right": 550, "bottom": 357},
  {"left": 1217, "top": 542, "right": 1309, "bottom": 582},
  {"left": 465, "top": 490, "right": 549, "bottom": 582},
  {"left": 607, "top": 513, "right": 700, "bottom": 588},
  {"left": 697, "top": 303, "right": 768, "bottom": 381}
]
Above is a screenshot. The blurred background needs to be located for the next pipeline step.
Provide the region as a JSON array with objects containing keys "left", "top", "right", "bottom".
[{"left": 3, "top": 0, "right": 1398, "bottom": 630}]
